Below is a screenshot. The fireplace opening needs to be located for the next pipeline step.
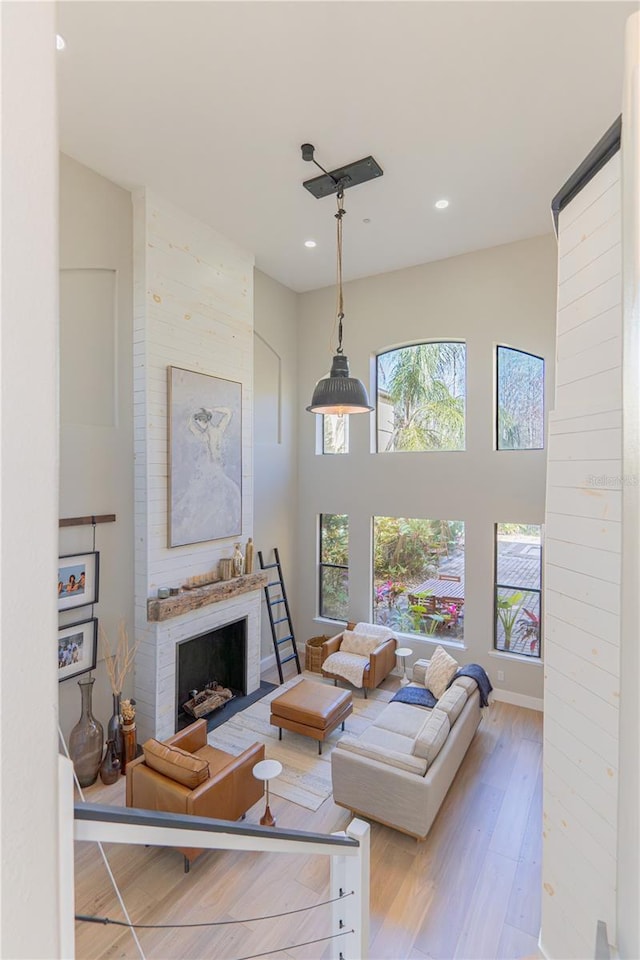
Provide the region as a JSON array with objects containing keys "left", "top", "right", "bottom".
[{"left": 176, "top": 618, "right": 246, "bottom": 730}]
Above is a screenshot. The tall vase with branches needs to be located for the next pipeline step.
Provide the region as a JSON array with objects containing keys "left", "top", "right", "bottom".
[{"left": 101, "top": 622, "right": 139, "bottom": 767}]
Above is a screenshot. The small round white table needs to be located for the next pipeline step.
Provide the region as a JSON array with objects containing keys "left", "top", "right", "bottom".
[
  {"left": 252, "top": 759, "right": 283, "bottom": 827},
  {"left": 395, "top": 647, "right": 413, "bottom": 686}
]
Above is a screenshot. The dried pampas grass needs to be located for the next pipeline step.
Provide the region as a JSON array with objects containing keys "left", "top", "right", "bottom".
[{"left": 100, "top": 621, "right": 140, "bottom": 695}]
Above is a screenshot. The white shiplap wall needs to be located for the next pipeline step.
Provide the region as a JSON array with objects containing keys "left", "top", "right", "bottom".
[
  {"left": 543, "top": 155, "right": 622, "bottom": 959},
  {"left": 132, "top": 191, "right": 256, "bottom": 742}
]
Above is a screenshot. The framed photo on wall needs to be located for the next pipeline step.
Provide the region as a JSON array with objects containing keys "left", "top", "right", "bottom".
[
  {"left": 168, "top": 366, "right": 242, "bottom": 546},
  {"left": 58, "top": 618, "right": 98, "bottom": 682},
  {"left": 58, "top": 551, "right": 99, "bottom": 612}
]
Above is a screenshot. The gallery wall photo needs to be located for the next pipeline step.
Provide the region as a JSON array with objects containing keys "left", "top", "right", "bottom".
[{"left": 168, "top": 366, "right": 242, "bottom": 546}]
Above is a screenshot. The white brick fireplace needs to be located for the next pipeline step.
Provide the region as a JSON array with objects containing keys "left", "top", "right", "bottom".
[{"left": 132, "top": 190, "right": 258, "bottom": 743}]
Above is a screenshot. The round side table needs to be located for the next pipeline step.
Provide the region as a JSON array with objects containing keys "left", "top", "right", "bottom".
[
  {"left": 395, "top": 647, "right": 413, "bottom": 686},
  {"left": 252, "top": 759, "right": 283, "bottom": 827}
]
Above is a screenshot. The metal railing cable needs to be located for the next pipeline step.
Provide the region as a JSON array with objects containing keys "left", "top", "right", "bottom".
[{"left": 76, "top": 889, "right": 354, "bottom": 928}]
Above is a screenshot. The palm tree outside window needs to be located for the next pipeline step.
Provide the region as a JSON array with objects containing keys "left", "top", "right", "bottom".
[{"left": 376, "top": 342, "right": 466, "bottom": 452}]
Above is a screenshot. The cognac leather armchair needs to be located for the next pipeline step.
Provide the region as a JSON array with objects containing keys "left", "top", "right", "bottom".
[
  {"left": 126, "top": 718, "right": 265, "bottom": 871},
  {"left": 321, "top": 621, "right": 397, "bottom": 697}
]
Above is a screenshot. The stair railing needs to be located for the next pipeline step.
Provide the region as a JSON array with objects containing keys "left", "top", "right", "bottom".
[{"left": 60, "top": 755, "right": 370, "bottom": 960}]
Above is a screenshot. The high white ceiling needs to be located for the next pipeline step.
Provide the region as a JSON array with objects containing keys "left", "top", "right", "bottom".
[{"left": 57, "top": 1, "right": 637, "bottom": 292}]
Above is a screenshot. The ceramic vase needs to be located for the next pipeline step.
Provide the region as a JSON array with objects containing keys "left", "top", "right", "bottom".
[
  {"left": 99, "top": 738, "right": 121, "bottom": 785},
  {"left": 107, "top": 692, "right": 123, "bottom": 765},
  {"left": 69, "top": 675, "right": 104, "bottom": 787}
]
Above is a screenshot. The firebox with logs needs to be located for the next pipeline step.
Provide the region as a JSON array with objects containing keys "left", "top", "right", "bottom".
[{"left": 183, "top": 681, "right": 235, "bottom": 720}]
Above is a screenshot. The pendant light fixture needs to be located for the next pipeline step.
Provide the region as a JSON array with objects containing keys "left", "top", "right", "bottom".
[
  {"left": 306, "top": 186, "right": 373, "bottom": 415},
  {"left": 302, "top": 143, "right": 381, "bottom": 416}
]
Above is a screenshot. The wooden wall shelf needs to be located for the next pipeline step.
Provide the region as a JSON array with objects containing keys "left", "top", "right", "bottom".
[{"left": 147, "top": 571, "right": 268, "bottom": 623}]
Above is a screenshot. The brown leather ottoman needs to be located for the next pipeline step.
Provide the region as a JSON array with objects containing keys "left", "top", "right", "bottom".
[{"left": 270, "top": 679, "right": 353, "bottom": 754}]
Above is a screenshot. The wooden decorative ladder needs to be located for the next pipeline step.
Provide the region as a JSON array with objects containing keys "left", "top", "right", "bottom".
[{"left": 258, "top": 547, "right": 301, "bottom": 684}]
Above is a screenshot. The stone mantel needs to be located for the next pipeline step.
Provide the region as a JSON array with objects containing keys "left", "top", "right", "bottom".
[{"left": 147, "top": 571, "right": 268, "bottom": 623}]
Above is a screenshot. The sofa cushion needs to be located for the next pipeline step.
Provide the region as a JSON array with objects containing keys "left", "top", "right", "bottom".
[
  {"left": 412, "top": 659, "right": 430, "bottom": 686},
  {"left": 373, "top": 701, "right": 430, "bottom": 739},
  {"left": 412, "top": 707, "right": 450, "bottom": 766},
  {"left": 143, "top": 738, "right": 210, "bottom": 789},
  {"left": 337, "top": 735, "right": 428, "bottom": 775},
  {"left": 359, "top": 725, "right": 416, "bottom": 755},
  {"left": 452, "top": 675, "right": 478, "bottom": 696},
  {"left": 424, "top": 646, "right": 459, "bottom": 698},
  {"left": 436, "top": 684, "right": 468, "bottom": 725},
  {"left": 340, "top": 629, "right": 382, "bottom": 656}
]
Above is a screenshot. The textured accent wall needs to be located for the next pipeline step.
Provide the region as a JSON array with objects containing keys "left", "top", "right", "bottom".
[
  {"left": 132, "top": 191, "right": 256, "bottom": 741},
  {"left": 543, "top": 154, "right": 622, "bottom": 958}
]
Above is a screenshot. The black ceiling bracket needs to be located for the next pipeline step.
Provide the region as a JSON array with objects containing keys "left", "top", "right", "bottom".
[{"left": 301, "top": 143, "right": 383, "bottom": 199}]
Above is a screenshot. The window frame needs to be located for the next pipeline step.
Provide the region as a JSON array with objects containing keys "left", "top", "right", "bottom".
[
  {"left": 493, "top": 522, "right": 543, "bottom": 660},
  {"left": 371, "top": 514, "right": 465, "bottom": 642},
  {"left": 318, "top": 513, "right": 349, "bottom": 621},
  {"left": 375, "top": 340, "right": 467, "bottom": 454},
  {"left": 496, "top": 345, "right": 545, "bottom": 451},
  {"left": 322, "top": 414, "right": 349, "bottom": 455}
]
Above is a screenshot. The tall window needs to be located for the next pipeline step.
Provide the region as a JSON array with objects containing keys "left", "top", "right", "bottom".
[
  {"left": 497, "top": 347, "right": 544, "bottom": 449},
  {"left": 323, "top": 415, "right": 348, "bottom": 455},
  {"left": 495, "top": 523, "right": 542, "bottom": 658},
  {"left": 377, "top": 342, "right": 466, "bottom": 452},
  {"left": 372, "top": 516, "right": 464, "bottom": 640},
  {"left": 319, "top": 514, "right": 349, "bottom": 620}
]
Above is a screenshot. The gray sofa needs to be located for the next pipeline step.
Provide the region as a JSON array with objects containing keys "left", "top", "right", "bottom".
[{"left": 331, "top": 658, "right": 482, "bottom": 839}]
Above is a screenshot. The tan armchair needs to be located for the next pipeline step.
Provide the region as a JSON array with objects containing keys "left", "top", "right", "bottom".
[
  {"left": 126, "top": 719, "right": 265, "bottom": 871},
  {"left": 321, "top": 621, "right": 397, "bottom": 697}
]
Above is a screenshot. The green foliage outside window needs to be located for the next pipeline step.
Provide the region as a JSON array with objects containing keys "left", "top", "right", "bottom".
[
  {"left": 377, "top": 342, "right": 466, "bottom": 452},
  {"left": 320, "top": 514, "right": 349, "bottom": 620}
]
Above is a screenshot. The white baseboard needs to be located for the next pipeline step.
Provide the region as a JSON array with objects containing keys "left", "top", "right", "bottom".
[
  {"left": 260, "top": 652, "right": 277, "bottom": 675},
  {"left": 492, "top": 687, "right": 543, "bottom": 712}
]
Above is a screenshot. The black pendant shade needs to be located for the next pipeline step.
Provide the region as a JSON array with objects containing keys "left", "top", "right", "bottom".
[
  {"left": 304, "top": 166, "right": 374, "bottom": 416},
  {"left": 306, "top": 353, "right": 374, "bottom": 415}
]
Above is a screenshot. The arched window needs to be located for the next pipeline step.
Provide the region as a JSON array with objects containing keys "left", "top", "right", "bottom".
[
  {"left": 376, "top": 342, "right": 466, "bottom": 452},
  {"left": 496, "top": 346, "right": 544, "bottom": 449}
]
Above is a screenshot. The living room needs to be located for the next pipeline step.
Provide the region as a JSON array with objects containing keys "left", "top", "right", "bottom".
[{"left": 2, "top": 3, "right": 639, "bottom": 959}]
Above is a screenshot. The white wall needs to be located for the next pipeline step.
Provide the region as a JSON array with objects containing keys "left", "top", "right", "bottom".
[
  {"left": 253, "top": 269, "right": 299, "bottom": 662},
  {"left": 58, "top": 154, "right": 134, "bottom": 741},
  {"left": 297, "top": 235, "right": 557, "bottom": 703},
  {"left": 617, "top": 12, "right": 639, "bottom": 957},
  {"left": 0, "top": 3, "right": 61, "bottom": 955},
  {"left": 132, "top": 191, "right": 256, "bottom": 741},
  {"left": 542, "top": 156, "right": 622, "bottom": 958}
]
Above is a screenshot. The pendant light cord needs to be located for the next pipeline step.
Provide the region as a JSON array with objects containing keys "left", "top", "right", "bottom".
[{"left": 334, "top": 188, "right": 346, "bottom": 355}]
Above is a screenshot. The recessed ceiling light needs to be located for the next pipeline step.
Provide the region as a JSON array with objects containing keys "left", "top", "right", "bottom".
[
  {"left": 435, "top": 199, "right": 449, "bottom": 210},
  {"left": 304, "top": 239, "right": 317, "bottom": 248},
  {"left": 56, "top": 34, "right": 66, "bottom": 50}
]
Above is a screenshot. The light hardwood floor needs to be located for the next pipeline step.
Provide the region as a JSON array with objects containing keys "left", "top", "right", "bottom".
[{"left": 74, "top": 669, "right": 542, "bottom": 960}]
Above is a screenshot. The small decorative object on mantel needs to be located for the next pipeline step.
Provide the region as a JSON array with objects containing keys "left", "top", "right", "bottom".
[
  {"left": 244, "top": 537, "right": 254, "bottom": 575},
  {"left": 69, "top": 675, "right": 104, "bottom": 787},
  {"left": 183, "top": 682, "right": 234, "bottom": 720},
  {"left": 232, "top": 543, "right": 244, "bottom": 577},
  {"left": 101, "top": 622, "right": 140, "bottom": 768},
  {"left": 219, "top": 557, "right": 234, "bottom": 581}
]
